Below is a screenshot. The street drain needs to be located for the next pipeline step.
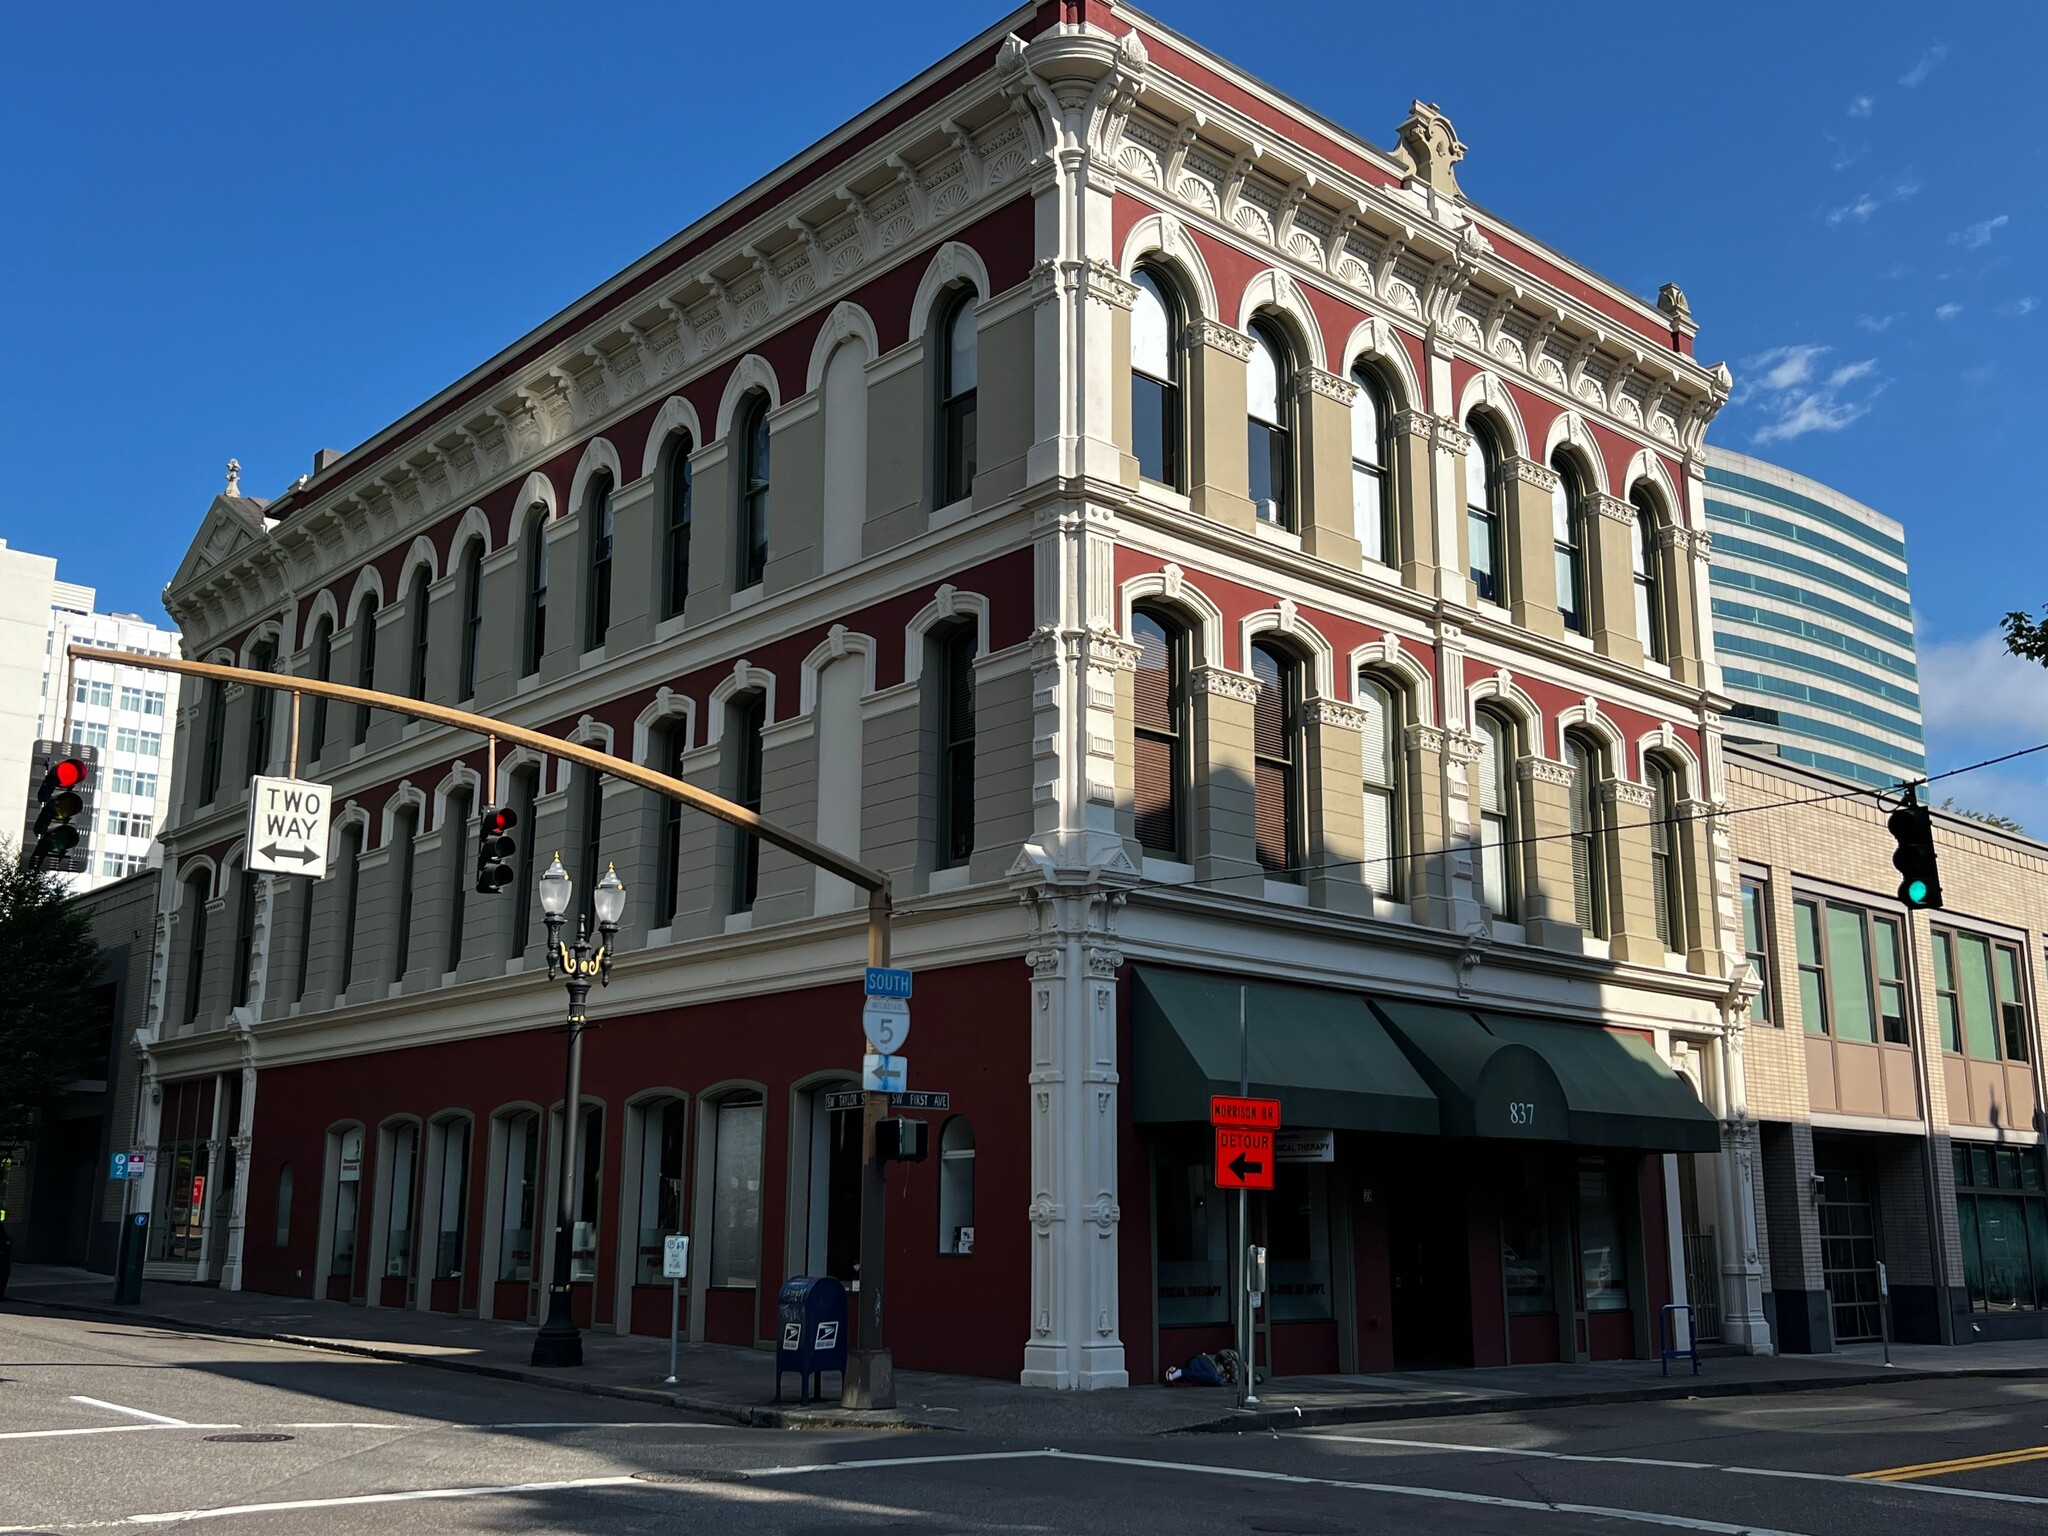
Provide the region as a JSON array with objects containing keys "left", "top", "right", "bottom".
[{"left": 204, "top": 1433, "right": 296, "bottom": 1444}]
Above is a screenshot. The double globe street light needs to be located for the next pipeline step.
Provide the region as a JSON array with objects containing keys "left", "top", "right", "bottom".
[{"left": 529, "top": 854, "right": 626, "bottom": 1369}]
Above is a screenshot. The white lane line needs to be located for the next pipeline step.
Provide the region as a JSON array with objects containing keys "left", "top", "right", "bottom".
[
  {"left": 125, "top": 1476, "right": 643, "bottom": 1524},
  {"left": 477, "top": 1420, "right": 748, "bottom": 1431},
  {"left": 69, "top": 1396, "right": 190, "bottom": 1427},
  {"left": 741, "top": 1449, "right": 1058, "bottom": 1478},
  {"left": 0, "top": 1423, "right": 234, "bottom": 1442},
  {"left": 1310, "top": 1431, "right": 2048, "bottom": 1509}
]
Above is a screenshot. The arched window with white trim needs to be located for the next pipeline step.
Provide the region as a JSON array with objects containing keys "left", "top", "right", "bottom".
[
  {"left": 350, "top": 594, "right": 378, "bottom": 746},
  {"left": 1350, "top": 365, "right": 1393, "bottom": 564},
  {"left": 736, "top": 395, "right": 771, "bottom": 590},
  {"left": 634, "top": 1098, "right": 688, "bottom": 1285},
  {"left": 1564, "top": 732, "right": 1608, "bottom": 938},
  {"left": 1131, "top": 267, "right": 1184, "bottom": 488},
  {"left": 1466, "top": 422, "right": 1504, "bottom": 605},
  {"left": 1475, "top": 709, "right": 1518, "bottom": 919},
  {"left": 522, "top": 507, "right": 549, "bottom": 678},
  {"left": 1132, "top": 606, "right": 1189, "bottom": 859},
  {"left": 1251, "top": 640, "right": 1305, "bottom": 877},
  {"left": 406, "top": 565, "right": 431, "bottom": 700},
  {"left": 1551, "top": 455, "right": 1589, "bottom": 635},
  {"left": 1358, "top": 674, "right": 1404, "bottom": 899},
  {"left": 457, "top": 540, "right": 484, "bottom": 701},
  {"left": 936, "top": 289, "right": 979, "bottom": 506},
  {"left": 661, "top": 434, "right": 694, "bottom": 620},
  {"left": 1647, "top": 755, "right": 1686, "bottom": 952},
  {"left": 1247, "top": 320, "right": 1295, "bottom": 529},
  {"left": 584, "top": 472, "right": 615, "bottom": 651},
  {"left": 1631, "top": 486, "right": 1667, "bottom": 663}
]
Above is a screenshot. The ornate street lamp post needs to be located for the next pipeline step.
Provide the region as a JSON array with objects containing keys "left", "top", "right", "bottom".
[{"left": 529, "top": 856, "right": 626, "bottom": 1368}]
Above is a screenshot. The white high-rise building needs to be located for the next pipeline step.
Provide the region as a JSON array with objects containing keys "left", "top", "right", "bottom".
[{"left": 0, "top": 543, "right": 182, "bottom": 891}]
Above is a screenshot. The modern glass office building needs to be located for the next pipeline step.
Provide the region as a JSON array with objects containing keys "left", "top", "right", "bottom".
[{"left": 1704, "top": 447, "right": 1925, "bottom": 788}]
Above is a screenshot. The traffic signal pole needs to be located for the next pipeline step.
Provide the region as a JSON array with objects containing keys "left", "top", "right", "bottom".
[{"left": 66, "top": 642, "right": 905, "bottom": 1406}]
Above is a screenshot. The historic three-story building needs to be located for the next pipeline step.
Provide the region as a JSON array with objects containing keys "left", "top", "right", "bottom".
[{"left": 141, "top": 1, "right": 1763, "bottom": 1387}]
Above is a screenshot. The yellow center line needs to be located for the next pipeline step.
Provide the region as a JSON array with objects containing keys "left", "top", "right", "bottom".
[{"left": 1855, "top": 1443, "right": 2048, "bottom": 1482}]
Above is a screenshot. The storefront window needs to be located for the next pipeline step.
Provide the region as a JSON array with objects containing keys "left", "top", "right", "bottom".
[
  {"left": 1502, "top": 1161, "right": 1555, "bottom": 1314},
  {"left": 636, "top": 1099, "right": 688, "bottom": 1285},
  {"left": 1577, "top": 1163, "right": 1629, "bottom": 1312},
  {"left": 1267, "top": 1165, "right": 1332, "bottom": 1321},
  {"left": 497, "top": 1112, "right": 538, "bottom": 1282},
  {"left": 708, "top": 1096, "right": 765, "bottom": 1288},
  {"left": 329, "top": 1127, "right": 362, "bottom": 1279},
  {"left": 1156, "top": 1153, "right": 1228, "bottom": 1327},
  {"left": 383, "top": 1123, "right": 419, "bottom": 1278},
  {"left": 434, "top": 1119, "right": 469, "bottom": 1281},
  {"left": 566, "top": 1105, "right": 604, "bottom": 1284},
  {"left": 938, "top": 1117, "right": 976, "bottom": 1256},
  {"left": 1953, "top": 1144, "right": 2048, "bottom": 1312}
]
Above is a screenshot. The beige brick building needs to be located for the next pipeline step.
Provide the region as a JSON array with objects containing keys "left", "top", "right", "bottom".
[{"left": 1727, "top": 749, "right": 2048, "bottom": 1346}]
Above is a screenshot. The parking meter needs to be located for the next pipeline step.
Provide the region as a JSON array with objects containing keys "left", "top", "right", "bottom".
[{"left": 1248, "top": 1243, "right": 1268, "bottom": 1311}]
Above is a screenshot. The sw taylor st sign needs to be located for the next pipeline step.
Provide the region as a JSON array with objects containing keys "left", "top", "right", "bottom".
[{"left": 246, "top": 775, "right": 332, "bottom": 879}]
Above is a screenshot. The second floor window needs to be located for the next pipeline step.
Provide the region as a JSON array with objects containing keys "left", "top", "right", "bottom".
[
  {"left": 1467, "top": 426, "right": 1503, "bottom": 604},
  {"left": 523, "top": 509, "right": 549, "bottom": 677},
  {"left": 1933, "top": 929, "right": 2031, "bottom": 1062},
  {"left": 727, "top": 695, "right": 765, "bottom": 912},
  {"left": 1358, "top": 675, "right": 1403, "bottom": 899},
  {"left": 458, "top": 541, "right": 483, "bottom": 701},
  {"left": 445, "top": 788, "right": 470, "bottom": 974},
  {"left": 1351, "top": 367, "right": 1392, "bottom": 565},
  {"left": 245, "top": 641, "right": 277, "bottom": 778},
  {"left": 407, "top": 568, "right": 431, "bottom": 701},
  {"left": 199, "top": 679, "right": 227, "bottom": 802},
  {"left": 653, "top": 725, "right": 686, "bottom": 926},
  {"left": 937, "top": 623, "right": 977, "bottom": 867},
  {"left": 1564, "top": 733, "right": 1607, "bottom": 938},
  {"left": 392, "top": 807, "right": 419, "bottom": 980},
  {"left": 1631, "top": 487, "right": 1666, "bottom": 663},
  {"left": 663, "top": 434, "right": 693, "bottom": 621},
  {"left": 1794, "top": 896, "right": 1907, "bottom": 1044},
  {"left": 1647, "top": 758, "right": 1685, "bottom": 951},
  {"left": 1251, "top": 641, "right": 1303, "bottom": 878},
  {"left": 1476, "top": 710, "right": 1518, "bottom": 919},
  {"left": 585, "top": 473, "right": 614, "bottom": 651},
  {"left": 1246, "top": 321, "right": 1293, "bottom": 528},
  {"left": 338, "top": 823, "right": 364, "bottom": 993},
  {"left": 182, "top": 874, "right": 209, "bottom": 1023},
  {"left": 310, "top": 618, "right": 333, "bottom": 751},
  {"left": 1741, "top": 878, "right": 1773, "bottom": 1023},
  {"left": 937, "top": 289, "right": 979, "bottom": 506},
  {"left": 1551, "top": 455, "right": 1588, "bottom": 634},
  {"left": 1132, "top": 608, "right": 1187, "bottom": 860},
  {"left": 737, "top": 397, "right": 770, "bottom": 590},
  {"left": 1131, "top": 268, "right": 1182, "bottom": 488},
  {"left": 231, "top": 869, "right": 257, "bottom": 1010},
  {"left": 351, "top": 597, "right": 378, "bottom": 746}
]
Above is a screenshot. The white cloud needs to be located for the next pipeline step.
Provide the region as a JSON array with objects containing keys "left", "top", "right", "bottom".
[
  {"left": 1855, "top": 313, "right": 1895, "bottom": 332},
  {"left": 1920, "top": 630, "right": 2048, "bottom": 832},
  {"left": 1998, "top": 296, "right": 2039, "bottom": 317},
  {"left": 1847, "top": 93, "right": 1875, "bottom": 117},
  {"left": 1825, "top": 173, "right": 1921, "bottom": 227},
  {"left": 1949, "top": 214, "right": 2009, "bottom": 249},
  {"left": 1899, "top": 44, "right": 1949, "bottom": 87},
  {"left": 1738, "top": 343, "right": 1884, "bottom": 444},
  {"left": 1936, "top": 302, "right": 1964, "bottom": 320}
]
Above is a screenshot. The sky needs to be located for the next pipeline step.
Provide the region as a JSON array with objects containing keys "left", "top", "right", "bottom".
[{"left": 4, "top": 1, "right": 2045, "bottom": 819}]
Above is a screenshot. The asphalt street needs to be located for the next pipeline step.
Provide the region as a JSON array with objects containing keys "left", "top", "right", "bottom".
[{"left": 3, "top": 1308, "right": 2046, "bottom": 1534}]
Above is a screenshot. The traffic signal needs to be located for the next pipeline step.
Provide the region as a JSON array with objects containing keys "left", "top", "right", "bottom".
[
  {"left": 22, "top": 739, "right": 96, "bottom": 872},
  {"left": 475, "top": 804, "right": 518, "bottom": 893},
  {"left": 1889, "top": 789, "right": 1943, "bottom": 911},
  {"left": 875, "top": 1116, "right": 929, "bottom": 1163}
]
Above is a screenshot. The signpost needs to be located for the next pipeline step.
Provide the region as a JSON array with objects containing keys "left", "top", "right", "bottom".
[
  {"left": 245, "top": 775, "right": 332, "bottom": 879},
  {"left": 662, "top": 1235, "right": 689, "bottom": 1383}
]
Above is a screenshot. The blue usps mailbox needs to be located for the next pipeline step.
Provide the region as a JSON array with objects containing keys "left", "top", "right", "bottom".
[{"left": 774, "top": 1275, "right": 849, "bottom": 1405}]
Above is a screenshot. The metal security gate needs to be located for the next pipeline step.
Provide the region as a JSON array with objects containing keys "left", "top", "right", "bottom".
[
  {"left": 1682, "top": 1232, "right": 1723, "bottom": 1342},
  {"left": 1819, "top": 1170, "right": 1882, "bottom": 1343}
]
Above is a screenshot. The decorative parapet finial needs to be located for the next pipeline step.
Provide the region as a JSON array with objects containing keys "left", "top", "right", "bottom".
[
  {"left": 1658, "top": 282, "right": 1699, "bottom": 354},
  {"left": 224, "top": 458, "right": 242, "bottom": 497},
  {"left": 1392, "top": 101, "right": 1466, "bottom": 198}
]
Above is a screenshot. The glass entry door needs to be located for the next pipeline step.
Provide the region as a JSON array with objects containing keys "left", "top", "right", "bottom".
[{"left": 1819, "top": 1168, "right": 1882, "bottom": 1342}]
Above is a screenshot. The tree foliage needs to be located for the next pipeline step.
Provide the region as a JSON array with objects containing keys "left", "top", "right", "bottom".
[
  {"left": 0, "top": 846, "right": 104, "bottom": 1149},
  {"left": 2004, "top": 608, "right": 2048, "bottom": 666},
  {"left": 1937, "top": 796, "right": 2025, "bottom": 835}
]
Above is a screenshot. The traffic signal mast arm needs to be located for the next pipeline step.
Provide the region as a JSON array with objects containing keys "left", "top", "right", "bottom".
[{"left": 64, "top": 643, "right": 894, "bottom": 961}]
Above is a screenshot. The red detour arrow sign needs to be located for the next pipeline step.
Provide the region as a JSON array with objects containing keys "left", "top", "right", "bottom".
[
  {"left": 1214, "top": 1126, "right": 1275, "bottom": 1190},
  {"left": 1210, "top": 1095, "right": 1281, "bottom": 1129}
]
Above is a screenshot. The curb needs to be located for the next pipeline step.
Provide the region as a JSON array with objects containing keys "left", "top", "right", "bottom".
[
  {"left": 7, "top": 1294, "right": 932, "bottom": 1434},
  {"left": 1177, "top": 1362, "right": 2048, "bottom": 1434}
]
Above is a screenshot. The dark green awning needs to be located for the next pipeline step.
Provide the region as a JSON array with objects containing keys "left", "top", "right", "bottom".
[
  {"left": 1131, "top": 968, "right": 1438, "bottom": 1135},
  {"left": 1372, "top": 1000, "right": 1720, "bottom": 1153}
]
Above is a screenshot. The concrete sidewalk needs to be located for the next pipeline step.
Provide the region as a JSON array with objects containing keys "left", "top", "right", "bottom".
[{"left": 8, "top": 1264, "right": 2048, "bottom": 1437}]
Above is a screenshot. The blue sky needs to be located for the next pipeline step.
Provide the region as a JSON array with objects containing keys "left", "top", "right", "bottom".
[{"left": 5, "top": 2, "right": 2044, "bottom": 817}]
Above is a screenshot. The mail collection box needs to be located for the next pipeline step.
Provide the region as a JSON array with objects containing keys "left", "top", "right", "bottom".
[{"left": 774, "top": 1274, "right": 849, "bottom": 1405}]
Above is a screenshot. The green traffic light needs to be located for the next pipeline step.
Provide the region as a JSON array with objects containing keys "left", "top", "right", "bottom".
[{"left": 1907, "top": 879, "right": 1929, "bottom": 905}]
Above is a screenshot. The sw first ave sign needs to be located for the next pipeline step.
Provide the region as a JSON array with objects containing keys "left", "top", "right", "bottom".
[{"left": 246, "top": 776, "right": 332, "bottom": 879}]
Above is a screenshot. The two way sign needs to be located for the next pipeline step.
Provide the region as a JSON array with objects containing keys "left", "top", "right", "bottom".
[
  {"left": 246, "top": 775, "right": 332, "bottom": 878},
  {"left": 1214, "top": 1126, "right": 1275, "bottom": 1190}
]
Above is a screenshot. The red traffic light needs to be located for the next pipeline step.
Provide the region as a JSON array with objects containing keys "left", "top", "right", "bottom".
[
  {"left": 51, "top": 758, "right": 88, "bottom": 790},
  {"left": 484, "top": 806, "right": 518, "bottom": 836}
]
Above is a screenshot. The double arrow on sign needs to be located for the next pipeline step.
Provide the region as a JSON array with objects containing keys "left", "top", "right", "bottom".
[{"left": 259, "top": 843, "right": 318, "bottom": 865}]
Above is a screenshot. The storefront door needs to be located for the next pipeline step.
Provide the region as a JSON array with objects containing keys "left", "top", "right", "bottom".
[
  {"left": 1387, "top": 1160, "right": 1471, "bottom": 1368},
  {"left": 1819, "top": 1168, "right": 1882, "bottom": 1343},
  {"left": 804, "top": 1086, "right": 862, "bottom": 1286}
]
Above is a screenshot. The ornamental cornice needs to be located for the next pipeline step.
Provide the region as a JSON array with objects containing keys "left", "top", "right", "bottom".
[
  {"left": 1443, "top": 728, "right": 1486, "bottom": 765},
  {"left": 1501, "top": 456, "right": 1560, "bottom": 494},
  {"left": 1588, "top": 492, "right": 1636, "bottom": 526},
  {"left": 1429, "top": 415, "right": 1473, "bottom": 457},
  {"left": 1302, "top": 697, "right": 1370, "bottom": 732},
  {"left": 1293, "top": 367, "right": 1359, "bottom": 407},
  {"left": 1658, "top": 525, "right": 1711, "bottom": 558},
  {"left": 1080, "top": 258, "right": 1138, "bottom": 311},
  {"left": 1183, "top": 317, "right": 1256, "bottom": 362},
  {"left": 1388, "top": 408, "right": 1434, "bottom": 442},
  {"left": 1089, "top": 633, "right": 1143, "bottom": 673},
  {"left": 1404, "top": 723, "right": 1448, "bottom": 755},
  {"left": 1605, "top": 779, "right": 1657, "bottom": 809},
  {"left": 1191, "top": 665, "right": 1260, "bottom": 704},
  {"left": 1517, "top": 756, "right": 1575, "bottom": 787}
]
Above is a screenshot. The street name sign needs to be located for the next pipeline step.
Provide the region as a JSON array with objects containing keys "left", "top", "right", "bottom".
[
  {"left": 1210, "top": 1095, "right": 1281, "bottom": 1129},
  {"left": 862, "top": 996, "right": 911, "bottom": 1054},
  {"left": 864, "top": 966, "right": 913, "bottom": 999},
  {"left": 824, "top": 1090, "right": 949, "bottom": 1112},
  {"left": 1214, "top": 1126, "right": 1275, "bottom": 1190},
  {"left": 246, "top": 775, "right": 332, "bottom": 878},
  {"left": 862, "top": 1052, "right": 908, "bottom": 1093}
]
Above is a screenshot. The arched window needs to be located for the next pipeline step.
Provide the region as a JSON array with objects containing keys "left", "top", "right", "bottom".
[
  {"left": 392, "top": 804, "right": 419, "bottom": 979},
  {"left": 522, "top": 507, "right": 549, "bottom": 677},
  {"left": 1251, "top": 640, "right": 1304, "bottom": 878},
  {"left": 244, "top": 639, "right": 277, "bottom": 778},
  {"left": 1647, "top": 757, "right": 1685, "bottom": 951},
  {"left": 198, "top": 678, "right": 226, "bottom": 803},
  {"left": 337, "top": 821, "right": 364, "bottom": 992},
  {"left": 432, "top": 1117, "right": 470, "bottom": 1281},
  {"left": 182, "top": 871, "right": 210, "bottom": 1022},
  {"left": 1551, "top": 455, "right": 1588, "bottom": 635},
  {"left": 507, "top": 767, "right": 540, "bottom": 955},
  {"left": 1631, "top": 486, "right": 1666, "bottom": 663},
  {"left": 575, "top": 764, "right": 604, "bottom": 927},
  {"left": 634, "top": 1098, "right": 688, "bottom": 1284},
  {"left": 662, "top": 434, "right": 693, "bottom": 621},
  {"left": 1475, "top": 710, "right": 1518, "bottom": 919},
  {"left": 1131, "top": 267, "right": 1183, "bottom": 487},
  {"left": 1132, "top": 607, "right": 1189, "bottom": 859},
  {"left": 936, "top": 289, "right": 979, "bottom": 506},
  {"left": 652, "top": 722, "right": 687, "bottom": 926},
  {"left": 309, "top": 617, "right": 334, "bottom": 752},
  {"left": 445, "top": 785, "right": 471, "bottom": 973},
  {"left": 293, "top": 876, "right": 314, "bottom": 1001},
  {"left": 1246, "top": 320, "right": 1294, "bottom": 528},
  {"left": 329, "top": 1127, "right": 363, "bottom": 1283},
  {"left": 350, "top": 594, "right": 378, "bottom": 746},
  {"left": 736, "top": 395, "right": 771, "bottom": 590},
  {"left": 406, "top": 567, "right": 431, "bottom": 700},
  {"left": 726, "top": 694, "right": 766, "bottom": 912},
  {"left": 230, "top": 867, "right": 257, "bottom": 1009},
  {"left": 274, "top": 1162, "right": 293, "bottom": 1247},
  {"left": 457, "top": 541, "right": 483, "bottom": 702},
  {"left": 706, "top": 1092, "right": 765, "bottom": 1287},
  {"left": 1358, "top": 674, "right": 1404, "bottom": 899},
  {"left": 496, "top": 1110, "right": 539, "bottom": 1282},
  {"left": 584, "top": 472, "right": 614, "bottom": 651},
  {"left": 935, "top": 622, "right": 978, "bottom": 867},
  {"left": 939, "top": 1117, "right": 976, "bottom": 1255},
  {"left": 382, "top": 1121, "right": 420, "bottom": 1282},
  {"left": 1466, "top": 423, "right": 1503, "bottom": 604},
  {"left": 1564, "top": 732, "right": 1608, "bottom": 938},
  {"left": 1350, "top": 366, "right": 1393, "bottom": 564}
]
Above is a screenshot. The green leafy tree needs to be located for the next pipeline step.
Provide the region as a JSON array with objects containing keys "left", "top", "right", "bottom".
[
  {"left": 1937, "top": 797, "right": 2025, "bottom": 835},
  {"left": 2003, "top": 608, "right": 2048, "bottom": 666},
  {"left": 0, "top": 845, "right": 104, "bottom": 1149}
]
